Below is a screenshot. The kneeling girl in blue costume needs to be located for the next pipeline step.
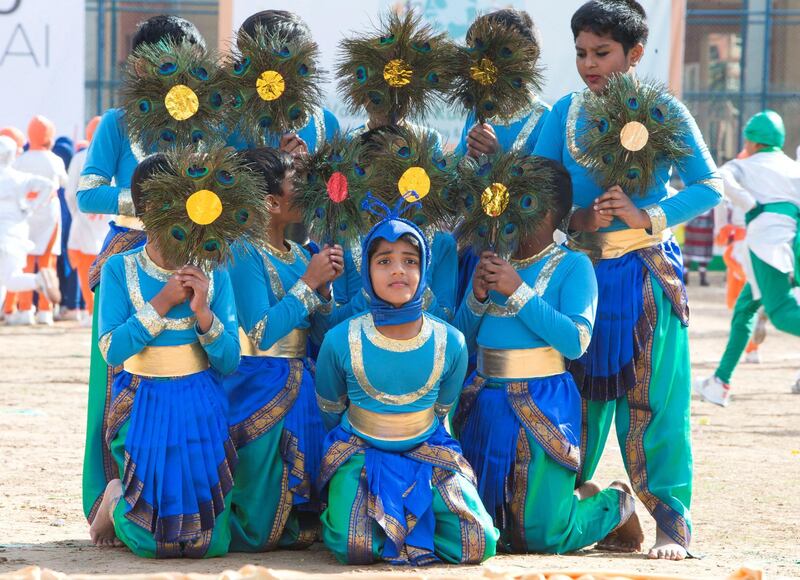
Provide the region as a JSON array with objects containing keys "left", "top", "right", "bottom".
[
  {"left": 87, "top": 149, "right": 266, "bottom": 557},
  {"left": 315, "top": 198, "right": 498, "bottom": 565},
  {"left": 224, "top": 147, "right": 344, "bottom": 551},
  {"left": 452, "top": 157, "right": 642, "bottom": 554}
]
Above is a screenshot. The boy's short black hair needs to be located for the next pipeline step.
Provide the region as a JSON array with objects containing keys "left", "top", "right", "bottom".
[
  {"left": 367, "top": 233, "right": 421, "bottom": 263},
  {"left": 571, "top": 0, "right": 648, "bottom": 53},
  {"left": 238, "top": 10, "right": 311, "bottom": 44},
  {"left": 131, "top": 153, "right": 171, "bottom": 216},
  {"left": 467, "top": 9, "right": 539, "bottom": 49},
  {"left": 131, "top": 15, "right": 206, "bottom": 52},
  {"left": 535, "top": 156, "right": 573, "bottom": 226},
  {"left": 242, "top": 147, "right": 295, "bottom": 196}
]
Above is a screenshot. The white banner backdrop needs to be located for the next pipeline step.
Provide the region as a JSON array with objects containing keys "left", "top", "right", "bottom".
[
  {"left": 0, "top": 0, "right": 85, "bottom": 141},
  {"left": 226, "top": 0, "right": 672, "bottom": 146}
]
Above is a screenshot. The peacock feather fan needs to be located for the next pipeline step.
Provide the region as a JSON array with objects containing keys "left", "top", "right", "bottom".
[
  {"left": 139, "top": 147, "right": 269, "bottom": 267},
  {"left": 337, "top": 9, "right": 456, "bottom": 125},
  {"left": 576, "top": 74, "right": 691, "bottom": 196},
  {"left": 358, "top": 127, "right": 458, "bottom": 232},
  {"left": 293, "top": 134, "right": 370, "bottom": 246},
  {"left": 448, "top": 15, "right": 544, "bottom": 124},
  {"left": 224, "top": 24, "right": 324, "bottom": 146},
  {"left": 121, "top": 39, "right": 227, "bottom": 152},
  {"left": 456, "top": 152, "right": 558, "bottom": 260}
]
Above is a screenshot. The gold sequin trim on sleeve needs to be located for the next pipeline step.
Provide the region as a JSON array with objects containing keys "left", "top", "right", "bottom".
[
  {"left": 317, "top": 298, "right": 333, "bottom": 315},
  {"left": 644, "top": 205, "right": 668, "bottom": 236},
  {"left": 576, "top": 321, "right": 592, "bottom": 354},
  {"left": 98, "top": 333, "right": 112, "bottom": 361},
  {"left": 247, "top": 318, "right": 266, "bottom": 347},
  {"left": 289, "top": 279, "right": 322, "bottom": 315},
  {"left": 317, "top": 393, "right": 348, "bottom": 414},
  {"left": 692, "top": 176, "right": 724, "bottom": 196},
  {"left": 434, "top": 402, "right": 452, "bottom": 418},
  {"left": 135, "top": 302, "right": 166, "bottom": 337},
  {"left": 78, "top": 174, "right": 110, "bottom": 191},
  {"left": 505, "top": 283, "right": 534, "bottom": 314},
  {"left": 117, "top": 188, "right": 136, "bottom": 217},
  {"left": 348, "top": 314, "right": 447, "bottom": 405},
  {"left": 197, "top": 314, "right": 224, "bottom": 345},
  {"left": 466, "top": 290, "right": 489, "bottom": 317}
]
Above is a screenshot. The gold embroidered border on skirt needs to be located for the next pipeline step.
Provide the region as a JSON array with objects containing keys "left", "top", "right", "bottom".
[
  {"left": 431, "top": 467, "right": 486, "bottom": 564},
  {"left": 228, "top": 359, "right": 304, "bottom": 448},
  {"left": 265, "top": 460, "right": 293, "bottom": 550},
  {"left": 346, "top": 465, "right": 374, "bottom": 564},
  {"left": 508, "top": 427, "right": 532, "bottom": 553},
  {"left": 106, "top": 377, "right": 236, "bottom": 549},
  {"left": 639, "top": 245, "right": 690, "bottom": 325},
  {"left": 577, "top": 397, "right": 590, "bottom": 484},
  {"left": 624, "top": 275, "right": 691, "bottom": 548},
  {"left": 506, "top": 382, "right": 580, "bottom": 472}
]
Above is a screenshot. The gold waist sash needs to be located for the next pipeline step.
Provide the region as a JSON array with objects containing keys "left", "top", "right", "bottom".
[
  {"left": 115, "top": 215, "right": 144, "bottom": 230},
  {"left": 347, "top": 405, "right": 435, "bottom": 441},
  {"left": 478, "top": 347, "right": 565, "bottom": 380},
  {"left": 238, "top": 327, "right": 308, "bottom": 358},
  {"left": 569, "top": 228, "right": 671, "bottom": 259},
  {"left": 123, "top": 343, "right": 209, "bottom": 378}
]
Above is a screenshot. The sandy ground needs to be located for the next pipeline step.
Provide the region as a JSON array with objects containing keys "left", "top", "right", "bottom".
[{"left": 0, "top": 271, "right": 798, "bottom": 579}]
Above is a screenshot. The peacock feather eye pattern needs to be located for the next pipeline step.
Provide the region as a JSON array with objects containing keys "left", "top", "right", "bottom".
[
  {"left": 292, "top": 134, "right": 368, "bottom": 247},
  {"left": 447, "top": 16, "right": 544, "bottom": 124},
  {"left": 576, "top": 74, "right": 691, "bottom": 196},
  {"left": 222, "top": 23, "right": 324, "bottom": 146},
  {"left": 455, "top": 151, "right": 559, "bottom": 260},
  {"left": 336, "top": 9, "right": 457, "bottom": 125},
  {"left": 355, "top": 127, "right": 458, "bottom": 233},
  {"left": 138, "top": 147, "right": 270, "bottom": 267},
  {"left": 122, "top": 39, "right": 228, "bottom": 153}
]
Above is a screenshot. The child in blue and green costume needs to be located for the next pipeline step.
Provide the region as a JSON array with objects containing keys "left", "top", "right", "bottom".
[
  {"left": 533, "top": 0, "right": 721, "bottom": 560},
  {"left": 454, "top": 9, "right": 551, "bottom": 306},
  {"left": 226, "top": 10, "right": 339, "bottom": 156},
  {"left": 452, "top": 157, "right": 642, "bottom": 554},
  {"left": 224, "top": 147, "right": 344, "bottom": 552},
  {"left": 77, "top": 15, "right": 207, "bottom": 529},
  {"left": 334, "top": 126, "right": 457, "bottom": 321},
  {"left": 315, "top": 198, "right": 498, "bottom": 565},
  {"left": 87, "top": 153, "right": 240, "bottom": 557}
]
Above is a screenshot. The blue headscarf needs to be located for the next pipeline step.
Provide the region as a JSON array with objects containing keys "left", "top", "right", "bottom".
[{"left": 360, "top": 194, "right": 430, "bottom": 327}]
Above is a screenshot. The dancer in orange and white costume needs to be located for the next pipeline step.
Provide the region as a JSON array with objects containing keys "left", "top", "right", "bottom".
[
  {"left": 6, "top": 116, "right": 67, "bottom": 326},
  {"left": 0, "top": 136, "right": 61, "bottom": 313}
]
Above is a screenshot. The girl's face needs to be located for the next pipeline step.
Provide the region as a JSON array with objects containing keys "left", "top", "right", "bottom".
[
  {"left": 266, "top": 169, "right": 301, "bottom": 224},
  {"left": 368, "top": 238, "right": 421, "bottom": 308},
  {"left": 575, "top": 30, "right": 643, "bottom": 93}
]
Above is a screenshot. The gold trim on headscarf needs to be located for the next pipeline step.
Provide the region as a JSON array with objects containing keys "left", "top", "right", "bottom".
[
  {"left": 123, "top": 343, "right": 209, "bottom": 377},
  {"left": 477, "top": 346, "right": 565, "bottom": 380}
]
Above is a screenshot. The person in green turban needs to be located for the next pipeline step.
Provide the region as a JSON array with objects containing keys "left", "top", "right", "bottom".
[{"left": 695, "top": 110, "right": 800, "bottom": 406}]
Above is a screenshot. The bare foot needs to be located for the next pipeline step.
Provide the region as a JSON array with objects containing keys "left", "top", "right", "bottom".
[
  {"left": 595, "top": 480, "right": 644, "bottom": 553},
  {"left": 89, "top": 479, "right": 123, "bottom": 547},
  {"left": 574, "top": 480, "right": 602, "bottom": 500},
  {"left": 648, "top": 527, "right": 688, "bottom": 560}
]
